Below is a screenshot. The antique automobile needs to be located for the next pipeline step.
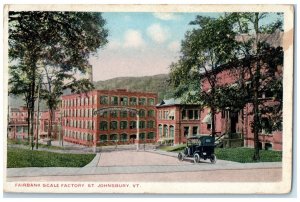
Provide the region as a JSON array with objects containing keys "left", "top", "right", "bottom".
[{"left": 178, "top": 136, "right": 217, "bottom": 164}]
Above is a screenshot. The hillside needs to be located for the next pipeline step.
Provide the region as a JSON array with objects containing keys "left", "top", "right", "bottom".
[
  {"left": 8, "top": 74, "right": 174, "bottom": 109},
  {"left": 94, "top": 74, "right": 173, "bottom": 101}
]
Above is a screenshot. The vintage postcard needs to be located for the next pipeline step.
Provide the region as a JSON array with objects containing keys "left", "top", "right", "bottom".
[{"left": 3, "top": 4, "right": 294, "bottom": 194}]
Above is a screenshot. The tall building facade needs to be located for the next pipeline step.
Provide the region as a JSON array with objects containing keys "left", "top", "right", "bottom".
[{"left": 61, "top": 89, "right": 157, "bottom": 146}]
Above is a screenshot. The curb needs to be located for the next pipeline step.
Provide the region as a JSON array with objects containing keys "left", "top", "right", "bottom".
[{"left": 84, "top": 153, "right": 101, "bottom": 167}]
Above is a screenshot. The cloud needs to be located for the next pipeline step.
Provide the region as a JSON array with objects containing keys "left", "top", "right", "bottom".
[
  {"left": 147, "top": 24, "right": 169, "bottom": 44},
  {"left": 123, "top": 29, "right": 145, "bottom": 49},
  {"left": 153, "top": 13, "right": 179, "bottom": 20},
  {"left": 168, "top": 41, "right": 181, "bottom": 52},
  {"left": 106, "top": 40, "right": 122, "bottom": 50}
]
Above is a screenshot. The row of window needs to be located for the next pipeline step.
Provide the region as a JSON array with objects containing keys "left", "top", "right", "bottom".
[
  {"left": 98, "top": 132, "right": 156, "bottom": 142},
  {"left": 64, "top": 119, "right": 155, "bottom": 130},
  {"left": 100, "top": 96, "right": 155, "bottom": 106},
  {"left": 63, "top": 109, "right": 155, "bottom": 118},
  {"left": 100, "top": 120, "right": 155, "bottom": 130},
  {"left": 64, "top": 130, "right": 94, "bottom": 141},
  {"left": 158, "top": 109, "right": 200, "bottom": 120},
  {"left": 64, "top": 131, "right": 156, "bottom": 141},
  {"left": 158, "top": 125, "right": 175, "bottom": 138},
  {"left": 63, "top": 95, "right": 156, "bottom": 107}
]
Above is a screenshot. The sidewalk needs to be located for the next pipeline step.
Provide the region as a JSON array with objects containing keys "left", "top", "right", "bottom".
[{"left": 7, "top": 150, "right": 282, "bottom": 178}]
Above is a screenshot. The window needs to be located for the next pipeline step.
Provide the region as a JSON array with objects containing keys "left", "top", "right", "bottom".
[
  {"left": 120, "top": 111, "right": 127, "bottom": 118},
  {"left": 147, "top": 132, "right": 155, "bottom": 139},
  {"left": 163, "top": 111, "right": 168, "bottom": 120},
  {"left": 139, "top": 133, "right": 145, "bottom": 140},
  {"left": 163, "top": 125, "right": 168, "bottom": 137},
  {"left": 130, "top": 121, "right": 136, "bottom": 129},
  {"left": 139, "top": 121, "right": 146, "bottom": 129},
  {"left": 184, "top": 127, "right": 189, "bottom": 137},
  {"left": 120, "top": 97, "right": 128, "bottom": 106},
  {"left": 138, "top": 98, "right": 146, "bottom": 105},
  {"left": 110, "top": 96, "right": 118, "bottom": 105},
  {"left": 159, "top": 125, "right": 163, "bottom": 138},
  {"left": 194, "top": 110, "right": 199, "bottom": 119},
  {"left": 130, "top": 97, "right": 137, "bottom": 105},
  {"left": 100, "top": 121, "right": 108, "bottom": 130},
  {"left": 159, "top": 110, "right": 162, "bottom": 120},
  {"left": 110, "top": 134, "right": 118, "bottom": 141},
  {"left": 120, "top": 121, "right": 128, "bottom": 129},
  {"left": 147, "top": 120, "right": 155, "bottom": 128},
  {"left": 147, "top": 110, "right": 155, "bottom": 117},
  {"left": 169, "top": 125, "right": 174, "bottom": 137},
  {"left": 182, "top": 110, "right": 187, "bottom": 120},
  {"left": 110, "top": 110, "right": 118, "bottom": 118},
  {"left": 100, "top": 96, "right": 108, "bottom": 104},
  {"left": 100, "top": 134, "right": 107, "bottom": 142},
  {"left": 110, "top": 121, "right": 118, "bottom": 130},
  {"left": 207, "top": 124, "right": 211, "bottom": 130},
  {"left": 148, "top": 98, "right": 155, "bottom": 106},
  {"left": 120, "top": 133, "right": 127, "bottom": 141},
  {"left": 139, "top": 109, "right": 146, "bottom": 118},
  {"left": 188, "top": 110, "right": 194, "bottom": 119},
  {"left": 192, "top": 126, "right": 198, "bottom": 136}
]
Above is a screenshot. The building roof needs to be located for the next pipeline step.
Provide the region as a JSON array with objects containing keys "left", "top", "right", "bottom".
[{"left": 156, "top": 98, "right": 181, "bottom": 107}]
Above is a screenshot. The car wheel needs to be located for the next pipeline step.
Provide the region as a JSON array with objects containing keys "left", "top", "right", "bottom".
[
  {"left": 178, "top": 152, "right": 184, "bottom": 161},
  {"left": 194, "top": 153, "right": 200, "bottom": 163},
  {"left": 210, "top": 154, "right": 217, "bottom": 164}
]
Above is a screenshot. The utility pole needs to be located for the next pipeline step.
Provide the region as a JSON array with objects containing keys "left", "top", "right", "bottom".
[{"left": 136, "top": 113, "right": 139, "bottom": 151}]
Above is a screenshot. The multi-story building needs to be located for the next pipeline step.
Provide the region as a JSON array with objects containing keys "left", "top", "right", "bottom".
[
  {"left": 200, "top": 61, "right": 283, "bottom": 151},
  {"left": 8, "top": 106, "right": 59, "bottom": 140},
  {"left": 61, "top": 89, "right": 157, "bottom": 147},
  {"left": 156, "top": 98, "right": 202, "bottom": 145}
]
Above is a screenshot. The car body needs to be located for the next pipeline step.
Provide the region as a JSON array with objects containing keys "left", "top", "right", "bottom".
[{"left": 178, "top": 136, "right": 216, "bottom": 163}]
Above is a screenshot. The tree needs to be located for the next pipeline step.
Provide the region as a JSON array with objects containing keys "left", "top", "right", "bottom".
[
  {"left": 169, "top": 15, "right": 239, "bottom": 137},
  {"left": 228, "top": 12, "right": 283, "bottom": 160},
  {"left": 8, "top": 11, "right": 108, "bottom": 149}
]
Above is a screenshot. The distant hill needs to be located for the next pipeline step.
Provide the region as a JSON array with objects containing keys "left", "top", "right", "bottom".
[
  {"left": 8, "top": 74, "right": 174, "bottom": 109},
  {"left": 94, "top": 74, "right": 173, "bottom": 102}
]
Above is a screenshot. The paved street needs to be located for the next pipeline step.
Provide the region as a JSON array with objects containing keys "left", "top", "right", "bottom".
[{"left": 6, "top": 150, "right": 282, "bottom": 182}]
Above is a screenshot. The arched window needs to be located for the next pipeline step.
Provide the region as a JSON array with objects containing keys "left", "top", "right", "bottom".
[
  {"left": 130, "top": 121, "right": 136, "bottom": 129},
  {"left": 100, "top": 121, "right": 108, "bottom": 130},
  {"left": 120, "top": 133, "right": 127, "bottom": 142},
  {"left": 139, "top": 109, "right": 146, "bottom": 117},
  {"left": 159, "top": 124, "right": 163, "bottom": 138},
  {"left": 147, "top": 120, "right": 155, "bottom": 128},
  {"left": 110, "top": 121, "right": 118, "bottom": 130},
  {"left": 139, "top": 133, "right": 145, "bottom": 140},
  {"left": 99, "top": 134, "right": 107, "bottom": 142},
  {"left": 169, "top": 125, "right": 174, "bottom": 138},
  {"left": 120, "top": 121, "right": 128, "bottom": 129},
  {"left": 147, "top": 109, "right": 155, "bottom": 117},
  {"left": 110, "top": 134, "right": 118, "bottom": 141},
  {"left": 163, "top": 125, "right": 168, "bottom": 137},
  {"left": 148, "top": 98, "right": 155, "bottom": 106},
  {"left": 147, "top": 132, "right": 155, "bottom": 139}
]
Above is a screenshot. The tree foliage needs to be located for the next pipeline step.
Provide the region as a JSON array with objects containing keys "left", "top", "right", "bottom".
[
  {"left": 169, "top": 12, "right": 283, "bottom": 160},
  {"left": 8, "top": 11, "right": 108, "bottom": 147}
]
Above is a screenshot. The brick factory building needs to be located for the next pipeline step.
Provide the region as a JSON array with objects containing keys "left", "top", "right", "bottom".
[
  {"left": 61, "top": 89, "right": 157, "bottom": 147},
  {"left": 156, "top": 98, "right": 202, "bottom": 145},
  {"left": 8, "top": 106, "right": 60, "bottom": 140}
]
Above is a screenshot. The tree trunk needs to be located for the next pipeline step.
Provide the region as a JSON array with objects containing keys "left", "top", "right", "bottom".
[
  {"left": 252, "top": 12, "right": 260, "bottom": 161},
  {"left": 48, "top": 110, "right": 54, "bottom": 139},
  {"left": 211, "top": 106, "right": 216, "bottom": 137}
]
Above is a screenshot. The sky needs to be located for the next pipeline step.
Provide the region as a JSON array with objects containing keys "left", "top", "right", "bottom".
[
  {"left": 89, "top": 12, "right": 223, "bottom": 81},
  {"left": 88, "top": 12, "right": 282, "bottom": 81}
]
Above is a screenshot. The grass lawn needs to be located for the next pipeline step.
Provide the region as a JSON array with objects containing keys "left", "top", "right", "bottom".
[
  {"left": 159, "top": 145, "right": 282, "bottom": 163},
  {"left": 215, "top": 147, "right": 282, "bottom": 163},
  {"left": 7, "top": 147, "right": 96, "bottom": 168}
]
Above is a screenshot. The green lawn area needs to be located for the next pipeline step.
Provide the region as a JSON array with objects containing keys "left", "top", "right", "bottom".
[
  {"left": 7, "top": 147, "right": 96, "bottom": 168},
  {"left": 215, "top": 147, "right": 282, "bottom": 163},
  {"left": 159, "top": 145, "right": 282, "bottom": 163}
]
